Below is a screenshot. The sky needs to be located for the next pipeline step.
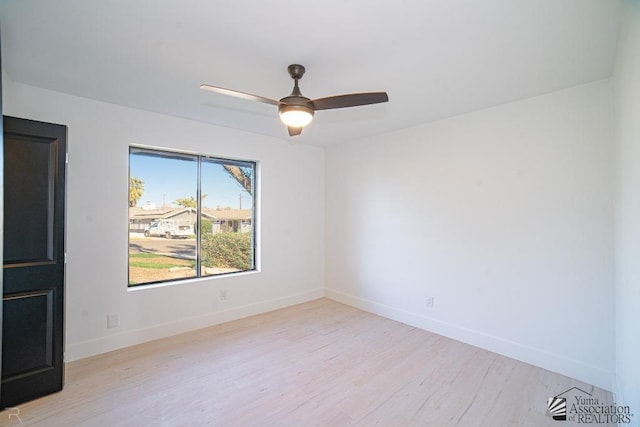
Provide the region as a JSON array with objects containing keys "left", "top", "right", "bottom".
[{"left": 130, "top": 151, "right": 254, "bottom": 210}]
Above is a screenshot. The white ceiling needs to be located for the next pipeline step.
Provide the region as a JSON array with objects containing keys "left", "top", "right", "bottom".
[{"left": 0, "top": 0, "right": 623, "bottom": 147}]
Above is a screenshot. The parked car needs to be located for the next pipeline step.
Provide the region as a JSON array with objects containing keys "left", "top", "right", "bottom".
[{"left": 144, "top": 219, "right": 193, "bottom": 239}]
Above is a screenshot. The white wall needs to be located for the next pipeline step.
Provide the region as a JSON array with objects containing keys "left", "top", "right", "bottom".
[
  {"left": 2, "top": 79, "right": 325, "bottom": 361},
  {"left": 613, "top": 0, "right": 640, "bottom": 416},
  {"left": 325, "top": 80, "right": 615, "bottom": 390}
]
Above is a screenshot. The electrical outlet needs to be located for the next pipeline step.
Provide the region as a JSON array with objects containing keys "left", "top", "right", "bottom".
[
  {"left": 107, "top": 313, "right": 120, "bottom": 329},
  {"left": 220, "top": 289, "right": 228, "bottom": 301},
  {"left": 426, "top": 296, "right": 434, "bottom": 309}
]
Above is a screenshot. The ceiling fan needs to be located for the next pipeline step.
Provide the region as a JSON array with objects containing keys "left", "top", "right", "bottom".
[{"left": 200, "top": 64, "right": 389, "bottom": 136}]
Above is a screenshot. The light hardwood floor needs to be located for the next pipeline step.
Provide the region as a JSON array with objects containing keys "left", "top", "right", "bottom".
[{"left": 0, "top": 298, "right": 613, "bottom": 426}]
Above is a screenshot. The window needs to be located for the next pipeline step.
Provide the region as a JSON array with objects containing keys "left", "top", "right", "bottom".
[{"left": 128, "top": 147, "right": 256, "bottom": 286}]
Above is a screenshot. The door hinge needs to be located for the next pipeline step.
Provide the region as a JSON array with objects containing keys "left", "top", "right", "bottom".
[
  {"left": 64, "top": 252, "right": 68, "bottom": 264},
  {"left": 66, "top": 152, "right": 69, "bottom": 164}
]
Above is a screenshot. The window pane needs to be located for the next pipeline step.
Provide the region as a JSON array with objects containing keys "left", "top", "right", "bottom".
[
  {"left": 129, "top": 149, "right": 198, "bottom": 286},
  {"left": 200, "top": 159, "right": 255, "bottom": 276}
]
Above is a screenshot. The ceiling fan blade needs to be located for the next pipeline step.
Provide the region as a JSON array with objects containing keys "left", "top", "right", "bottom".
[
  {"left": 312, "top": 92, "right": 389, "bottom": 110},
  {"left": 288, "top": 126, "right": 303, "bottom": 136},
  {"left": 200, "top": 84, "right": 279, "bottom": 106}
]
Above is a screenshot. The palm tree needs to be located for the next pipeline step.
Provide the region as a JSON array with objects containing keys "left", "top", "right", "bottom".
[{"left": 129, "top": 177, "right": 144, "bottom": 207}]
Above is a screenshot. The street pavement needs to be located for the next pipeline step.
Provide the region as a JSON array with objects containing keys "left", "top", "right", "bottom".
[{"left": 129, "top": 235, "right": 196, "bottom": 259}]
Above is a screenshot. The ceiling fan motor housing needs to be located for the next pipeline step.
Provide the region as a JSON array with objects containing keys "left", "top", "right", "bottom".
[{"left": 278, "top": 96, "right": 314, "bottom": 115}]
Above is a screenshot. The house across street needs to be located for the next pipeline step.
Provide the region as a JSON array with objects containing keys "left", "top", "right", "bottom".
[{"left": 129, "top": 206, "right": 252, "bottom": 235}]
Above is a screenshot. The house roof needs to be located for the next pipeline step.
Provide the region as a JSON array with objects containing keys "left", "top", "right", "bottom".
[
  {"left": 129, "top": 207, "right": 195, "bottom": 220},
  {"left": 0, "top": 1, "right": 623, "bottom": 147},
  {"left": 130, "top": 207, "right": 251, "bottom": 221},
  {"left": 203, "top": 209, "right": 252, "bottom": 221}
]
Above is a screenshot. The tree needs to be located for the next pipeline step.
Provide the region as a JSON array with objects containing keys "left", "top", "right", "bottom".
[
  {"left": 223, "top": 165, "right": 252, "bottom": 194},
  {"left": 129, "top": 177, "right": 144, "bottom": 207},
  {"left": 174, "top": 196, "right": 197, "bottom": 208},
  {"left": 201, "top": 218, "right": 213, "bottom": 235},
  {"left": 174, "top": 194, "right": 207, "bottom": 208}
]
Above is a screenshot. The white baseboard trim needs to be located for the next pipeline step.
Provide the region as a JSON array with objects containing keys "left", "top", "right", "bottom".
[
  {"left": 326, "top": 288, "right": 614, "bottom": 391},
  {"left": 65, "top": 288, "right": 324, "bottom": 362}
]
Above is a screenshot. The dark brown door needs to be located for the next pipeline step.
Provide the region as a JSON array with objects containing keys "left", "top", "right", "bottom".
[
  {"left": 1, "top": 116, "right": 66, "bottom": 408},
  {"left": 0, "top": 28, "right": 4, "bottom": 405}
]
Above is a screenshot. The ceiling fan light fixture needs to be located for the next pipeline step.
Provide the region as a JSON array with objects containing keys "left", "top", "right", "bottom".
[{"left": 279, "top": 104, "right": 314, "bottom": 128}]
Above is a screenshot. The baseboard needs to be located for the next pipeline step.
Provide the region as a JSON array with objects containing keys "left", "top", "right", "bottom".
[
  {"left": 65, "top": 288, "right": 324, "bottom": 362},
  {"left": 326, "top": 288, "right": 613, "bottom": 391}
]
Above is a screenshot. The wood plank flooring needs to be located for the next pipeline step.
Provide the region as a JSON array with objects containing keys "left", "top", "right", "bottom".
[{"left": 0, "top": 298, "right": 613, "bottom": 426}]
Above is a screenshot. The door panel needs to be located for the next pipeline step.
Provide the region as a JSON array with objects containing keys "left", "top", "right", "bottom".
[
  {"left": 4, "top": 135, "right": 56, "bottom": 264},
  {"left": 2, "top": 116, "right": 66, "bottom": 408},
  {"left": 2, "top": 290, "right": 54, "bottom": 378}
]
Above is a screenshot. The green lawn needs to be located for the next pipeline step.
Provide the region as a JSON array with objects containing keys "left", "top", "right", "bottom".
[{"left": 129, "top": 252, "right": 195, "bottom": 269}]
